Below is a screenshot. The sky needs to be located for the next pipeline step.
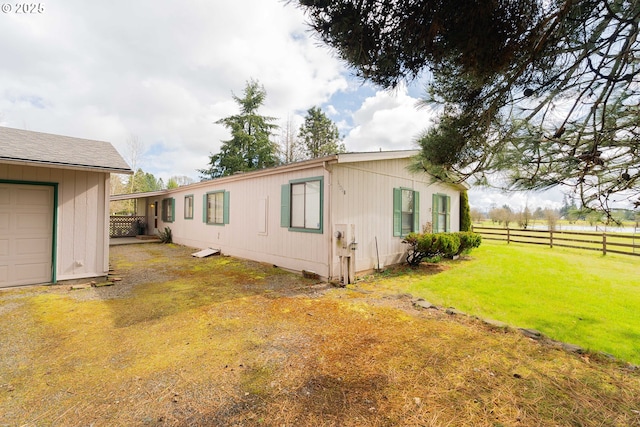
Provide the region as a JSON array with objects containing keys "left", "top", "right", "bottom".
[{"left": 0, "top": 0, "right": 563, "bottom": 212}]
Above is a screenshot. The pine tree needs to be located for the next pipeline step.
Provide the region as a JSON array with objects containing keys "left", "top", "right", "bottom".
[
  {"left": 298, "top": 0, "right": 640, "bottom": 216},
  {"left": 298, "top": 106, "right": 345, "bottom": 159},
  {"left": 199, "top": 80, "right": 279, "bottom": 178}
]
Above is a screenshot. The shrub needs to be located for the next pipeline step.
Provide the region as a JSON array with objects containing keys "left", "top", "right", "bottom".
[
  {"left": 157, "top": 227, "right": 173, "bottom": 244},
  {"left": 403, "top": 231, "right": 481, "bottom": 266},
  {"left": 457, "top": 231, "right": 482, "bottom": 255}
]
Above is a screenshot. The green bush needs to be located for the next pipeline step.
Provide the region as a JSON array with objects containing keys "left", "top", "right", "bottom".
[
  {"left": 157, "top": 227, "right": 173, "bottom": 244},
  {"left": 457, "top": 231, "right": 482, "bottom": 255},
  {"left": 403, "top": 231, "right": 481, "bottom": 266}
]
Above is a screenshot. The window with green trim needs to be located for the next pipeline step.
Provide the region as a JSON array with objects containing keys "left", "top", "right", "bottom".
[
  {"left": 204, "top": 190, "right": 229, "bottom": 225},
  {"left": 161, "top": 198, "right": 175, "bottom": 223},
  {"left": 433, "top": 193, "right": 451, "bottom": 232},
  {"left": 393, "top": 188, "right": 419, "bottom": 237},
  {"left": 281, "top": 177, "right": 323, "bottom": 233},
  {"left": 184, "top": 195, "right": 194, "bottom": 219}
]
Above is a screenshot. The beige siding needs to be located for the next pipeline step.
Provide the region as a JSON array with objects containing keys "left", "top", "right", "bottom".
[
  {"left": 0, "top": 164, "right": 110, "bottom": 283},
  {"left": 131, "top": 155, "right": 462, "bottom": 281},
  {"left": 149, "top": 165, "right": 331, "bottom": 277},
  {"left": 330, "top": 159, "right": 461, "bottom": 276}
]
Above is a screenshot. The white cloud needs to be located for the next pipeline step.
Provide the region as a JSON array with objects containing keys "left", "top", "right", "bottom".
[
  {"left": 343, "top": 84, "right": 435, "bottom": 152},
  {"left": 0, "top": 0, "right": 348, "bottom": 182}
]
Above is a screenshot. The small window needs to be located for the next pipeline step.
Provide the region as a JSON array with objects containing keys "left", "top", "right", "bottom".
[
  {"left": 433, "top": 193, "right": 451, "bottom": 232},
  {"left": 281, "top": 177, "right": 323, "bottom": 233},
  {"left": 184, "top": 195, "right": 194, "bottom": 220},
  {"left": 161, "top": 198, "right": 175, "bottom": 223},
  {"left": 204, "top": 191, "right": 229, "bottom": 225},
  {"left": 393, "top": 188, "right": 419, "bottom": 237}
]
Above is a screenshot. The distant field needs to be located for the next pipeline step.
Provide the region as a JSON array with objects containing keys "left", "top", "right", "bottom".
[{"left": 372, "top": 240, "right": 640, "bottom": 364}]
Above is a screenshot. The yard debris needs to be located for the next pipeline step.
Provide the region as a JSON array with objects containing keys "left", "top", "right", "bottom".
[
  {"left": 191, "top": 248, "right": 221, "bottom": 258},
  {"left": 519, "top": 328, "right": 543, "bottom": 340},
  {"left": 70, "top": 283, "right": 93, "bottom": 290},
  {"left": 302, "top": 270, "right": 320, "bottom": 280},
  {"left": 413, "top": 298, "right": 438, "bottom": 310}
]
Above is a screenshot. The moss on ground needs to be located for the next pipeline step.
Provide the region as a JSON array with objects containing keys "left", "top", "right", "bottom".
[{"left": 0, "top": 243, "right": 638, "bottom": 426}]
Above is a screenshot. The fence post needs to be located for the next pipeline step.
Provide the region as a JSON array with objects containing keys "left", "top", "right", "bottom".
[
  {"left": 550, "top": 230, "right": 553, "bottom": 248},
  {"left": 507, "top": 228, "right": 510, "bottom": 244},
  {"left": 602, "top": 233, "right": 607, "bottom": 255}
]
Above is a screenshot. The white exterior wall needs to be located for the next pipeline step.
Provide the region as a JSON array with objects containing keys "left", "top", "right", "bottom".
[
  {"left": 148, "top": 165, "right": 332, "bottom": 278},
  {"left": 329, "top": 159, "right": 461, "bottom": 277},
  {"left": 135, "top": 156, "right": 462, "bottom": 281},
  {"left": 0, "top": 163, "right": 110, "bottom": 283}
]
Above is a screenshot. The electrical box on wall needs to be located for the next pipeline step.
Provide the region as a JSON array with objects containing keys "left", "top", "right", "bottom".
[{"left": 334, "top": 224, "right": 356, "bottom": 256}]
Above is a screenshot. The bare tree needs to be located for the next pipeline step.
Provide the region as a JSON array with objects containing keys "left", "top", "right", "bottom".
[
  {"left": 279, "top": 114, "right": 303, "bottom": 164},
  {"left": 125, "top": 135, "right": 145, "bottom": 193}
]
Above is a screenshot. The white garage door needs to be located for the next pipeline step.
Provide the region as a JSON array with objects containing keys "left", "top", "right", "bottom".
[{"left": 0, "top": 183, "right": 54, "bottom": 287}]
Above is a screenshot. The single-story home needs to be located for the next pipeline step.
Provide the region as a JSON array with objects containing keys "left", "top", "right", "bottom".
[
  {"left": 112, "top": 150, "right": 467, "bottom": 283},
  {"left": 0, "top": 126, "right": 132, "bottom": 288}
]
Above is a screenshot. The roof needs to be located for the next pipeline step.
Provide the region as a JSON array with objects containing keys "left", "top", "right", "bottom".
[
  {"left": 0, "top": 126, "right": 132, "bottom": 174},
  {"left": 111, "top": 149, "right": 467, "bottom": 200}
]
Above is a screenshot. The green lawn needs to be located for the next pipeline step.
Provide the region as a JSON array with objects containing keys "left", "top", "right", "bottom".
[{"left": 377, "top": 241, "right": 640, "bottom": 364}]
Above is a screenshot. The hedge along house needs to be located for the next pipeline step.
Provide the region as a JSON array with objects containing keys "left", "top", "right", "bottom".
[
  {"left": 0, "top": 126, "right": 132, "bottom": 288},
  {"left": 111, "top": 150, "right": 466, "bottom": 284}
]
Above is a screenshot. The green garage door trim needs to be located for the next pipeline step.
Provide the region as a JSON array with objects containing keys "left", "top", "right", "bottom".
[{"left": 0, "top": 180, "right": 58, "bottom": 285}]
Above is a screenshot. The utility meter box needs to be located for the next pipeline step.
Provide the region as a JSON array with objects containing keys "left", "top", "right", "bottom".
[{"left": 334, "top": 224, "right": 356, "bottom": 256}]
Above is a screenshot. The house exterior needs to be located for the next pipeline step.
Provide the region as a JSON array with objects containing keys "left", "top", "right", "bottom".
[
  {"left": 113, "top": 150, "right": 466, "bottom": 283},
  {"left": 0, "top": 126, "right": 132, "bottom": 288}
]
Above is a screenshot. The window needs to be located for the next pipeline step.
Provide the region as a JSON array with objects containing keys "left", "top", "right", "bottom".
[
  {"left": 184, "top": 195, "right": 194, "bottom": 219},
  {"left": 393, "top": 188, "right": 419, "bottom": 237},
  {"left": 433, "top": 194, "right": 451, "bottom": 232},
  {"left": 161, "top": 198, "right": 175, "bottom": 223},
  {"left": 204, "top": 190, "right": 229, "bottom": 225},
  {"left": 281, "top": 177, "right": 323, "bottom": 233}
]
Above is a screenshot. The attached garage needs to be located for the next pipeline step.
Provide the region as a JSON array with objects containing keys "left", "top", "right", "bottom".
[{"left": 0, "top": 126, "right": 131, "bottom": 288}]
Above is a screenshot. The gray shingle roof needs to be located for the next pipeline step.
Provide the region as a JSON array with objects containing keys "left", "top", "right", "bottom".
[{"left": 0, "top": 126, "right": 132, "bottom": 174}]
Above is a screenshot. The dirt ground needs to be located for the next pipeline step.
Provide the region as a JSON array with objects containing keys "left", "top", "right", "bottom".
[{"left": 1, "top": 243, "right": 639, "bottom": 427}]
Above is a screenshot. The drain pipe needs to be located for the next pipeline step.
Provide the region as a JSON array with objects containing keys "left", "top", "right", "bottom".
[{"left": 323, "top": 160, "right": 333, "bottom": 281}]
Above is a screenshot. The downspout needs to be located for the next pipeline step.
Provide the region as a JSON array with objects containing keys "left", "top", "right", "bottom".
[{"left": 323, "top": 161, "right": 333, "bottom": 281}]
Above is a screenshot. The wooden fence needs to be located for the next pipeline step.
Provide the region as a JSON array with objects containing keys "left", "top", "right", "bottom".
[
  {"left": 472, "top": 226, "right": 640, "bottom": 257},
  {"left": 109, "top": 216, "right": 146, "bottom": 238}
]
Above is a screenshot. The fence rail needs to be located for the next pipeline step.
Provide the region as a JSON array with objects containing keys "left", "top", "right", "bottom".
[
  {"left": 472, "top": 226, "right": 640, "bottom": 257},
  {"left": 109, "top": 216, "right": 146, "bottom": 238}
]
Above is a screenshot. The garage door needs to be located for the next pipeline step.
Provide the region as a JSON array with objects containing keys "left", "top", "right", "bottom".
[{"left": 0, "top": 183, "right": 54, "bottom": 287}]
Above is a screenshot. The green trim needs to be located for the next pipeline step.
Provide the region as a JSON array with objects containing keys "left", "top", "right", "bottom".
[
  {"left": 161, "top": 197, "right": 175, "bottom": 223},
  {"left": 184, "top": 194, "right": 194, "bottom": 220},
  {"left": 204, "top": 190, "right": 227, "bottom": 226},
  {"left": 280, "top": 184, "right": 290, "bottom": 227},
  {"left": 393, "top": 188, "right": 402, "bottom": 237},
  {"left": 395, "top": 187, "right": 419, "bottom": 237},
  {"left": 413, "top": 191, "right": 420, "bottom": 232},
  {"left": 433, "top": 193, "right": 451, "bottom": 232},
  {"left": 284, "top": 176, "right": 324, "bottom": 234},
  {"left": 0, "top": 179, "right": 58, "bottom": 284},
  {"left": 223, "top": 191, "right": 230, "bottom": 225}
]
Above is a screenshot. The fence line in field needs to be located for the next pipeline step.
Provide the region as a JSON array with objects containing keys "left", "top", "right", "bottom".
[{"left": 472, "top": 226, "right": 640, "bottom": 257}]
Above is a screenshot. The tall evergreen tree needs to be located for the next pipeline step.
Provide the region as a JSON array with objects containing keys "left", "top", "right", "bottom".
[
  {"left": 298, "top": 106, "right": 345, "bottom": 159},
  {"left": 199, "top": 80, "right": 279, "bottom": 179},
  {"left": 297, "top": 0, "right": 640, "bottom": 216}
]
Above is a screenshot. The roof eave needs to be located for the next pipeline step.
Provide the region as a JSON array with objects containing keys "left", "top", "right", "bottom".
[{"left": 0, "top": 158, "right": 133, "bottom": 174}]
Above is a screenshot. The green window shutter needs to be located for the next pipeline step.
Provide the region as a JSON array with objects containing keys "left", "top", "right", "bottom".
[
  {"left": 202, "top": 194, "right": 207, "bottom": 223},
  {"left": 432, "top": 193, "right": 439, "bottom": 231},
  {"left": 280, "top": 184, "right": 290, "bottom": 227},
  {"left": 171, "top": 198, "right": 175, "bottom": 222},
  {"left": 393, "top": 188, "right": 402, "bottom": 237},
  {"left": 446, "top": 195, "right": 451, "bottom": 232},
  {"left": 223, "top": 191, "right": 230, "bottom": 224},
  {"left": 413, "top": 191, "right": 420, "bottom": 233}
]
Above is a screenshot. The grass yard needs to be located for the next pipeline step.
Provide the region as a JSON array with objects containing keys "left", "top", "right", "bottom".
[
  {"left": 0, "top": 243, "right": 639, "bottom": 426},
  {"left": 367, "top": 240, "right": 640, "bottom": 364}
]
